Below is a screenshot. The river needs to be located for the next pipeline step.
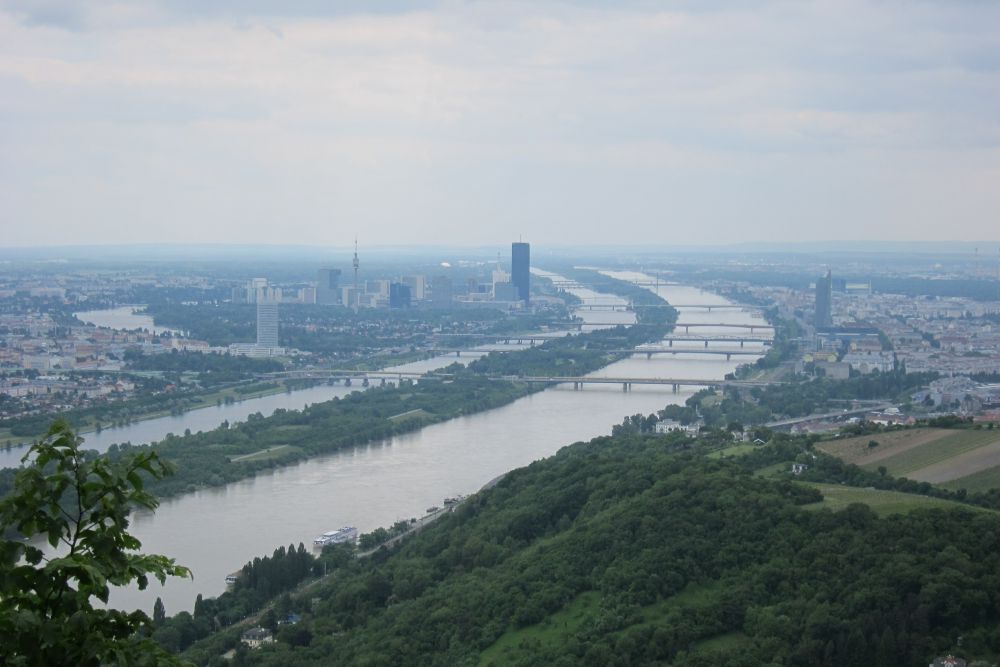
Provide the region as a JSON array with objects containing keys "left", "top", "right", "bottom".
[
  {"left": 75, "top": 305, "right": 183, "bottom": 336},
  {"left": 64, "top": 273, "right": 769, "bottom": 615}
]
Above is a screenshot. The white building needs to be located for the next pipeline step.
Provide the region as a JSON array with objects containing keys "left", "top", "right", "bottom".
[
  {"left": 655, "top": 420, "right": 701, "bottom": 436},
  {"left": 241, "top": 627, "right": 274, "bottom": 649}
]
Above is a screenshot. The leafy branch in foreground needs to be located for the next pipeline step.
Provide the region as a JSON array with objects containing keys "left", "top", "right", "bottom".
[{"left": 0, "top": 420, "right": 191, "bottom": 666}]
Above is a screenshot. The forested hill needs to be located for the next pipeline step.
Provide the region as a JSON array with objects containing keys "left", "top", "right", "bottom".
[{"left": 185, "top": 433, "right": 1000, "bottom": 666}]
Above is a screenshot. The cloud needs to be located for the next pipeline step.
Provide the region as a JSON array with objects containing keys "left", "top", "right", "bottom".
[{"left": 0, "top": 1, "right": 998, "bottom": 246}]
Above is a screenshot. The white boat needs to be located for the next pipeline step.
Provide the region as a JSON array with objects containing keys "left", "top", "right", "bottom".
[{"left": 313, "top": 526, "right": 358, "bottom": 548}]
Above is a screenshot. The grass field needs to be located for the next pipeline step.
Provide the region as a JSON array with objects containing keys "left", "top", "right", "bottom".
[
  {"left": 707, "top": 444, "right": 757, "bottom": 459},
  {"left": 800, "top": 482, "right": 989, "bottom": 516},
  {"left": 754, "top": 462, "right": 788, "bottom": 479}
]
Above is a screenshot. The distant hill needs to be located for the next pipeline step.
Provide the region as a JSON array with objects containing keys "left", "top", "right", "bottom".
[{"left": 184, "top": 433, "right": 1000, "bottom": 666}]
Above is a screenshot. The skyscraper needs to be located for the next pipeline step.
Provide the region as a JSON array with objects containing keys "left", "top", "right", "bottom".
[
  {"left": 389, "top": 283, "right": 411, "bottom": 308},
  {"left": 316, "top": 268, "right": 342, "bottom": 305},
  {"left": 431, "top": 276, "right": 453, "bottom": 305},
  {"left": 257, "top": 301, "right": 279, "bottom": 347},
  {"left": 815, "top": 270, "right": 832, "bottom": 328},
  {"left": 511, "top": 242, "right": 530, "bottom": 303}
]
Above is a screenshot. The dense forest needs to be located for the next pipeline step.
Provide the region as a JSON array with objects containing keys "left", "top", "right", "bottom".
[{"left": 178, "top": 430, "right": 1000, "bottom": 666}]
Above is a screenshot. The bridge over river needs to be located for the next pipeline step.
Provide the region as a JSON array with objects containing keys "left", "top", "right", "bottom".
[
  {"left": 424, "top": 347, "right": 763, "bottom": 360},
  {"left": 430, "top": 332, "right": 773, "bottom": 347},
  {"left": 576, "top": 321, "right": 775, "bottom": 333},
  {"left": 573, "top": 302, "right": 763, "bottom": 313},
  {"left": 262, "top": 368, "right": 782, "bottom": 393}
]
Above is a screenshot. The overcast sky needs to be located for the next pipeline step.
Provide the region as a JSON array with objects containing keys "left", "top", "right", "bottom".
[{"left": 1, "top": 0, "right": 998, "bottom": 248}]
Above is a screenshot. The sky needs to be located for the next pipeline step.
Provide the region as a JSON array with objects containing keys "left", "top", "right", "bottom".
[{"left": 0, "top": 0, "right": 998, "bottom": 248}]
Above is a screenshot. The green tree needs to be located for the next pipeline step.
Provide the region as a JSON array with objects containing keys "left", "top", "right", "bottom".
[
  {"left": 0, "top": 420, "right": 191, "bottom": 666},
  {"left": 154, "top": 596, "right": 167, "bottom": 627}
]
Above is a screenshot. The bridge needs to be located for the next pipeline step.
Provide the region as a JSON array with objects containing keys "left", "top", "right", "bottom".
[
  {"left": 430, "top": 331, "right": 771, "bottom": 347},
  {"left": 661, "top": 334, "right": 772, "bottom": 348},
  {"left": 424, "top": 347, "right": 764, "bottom": 360},
  {"left": 628, "top": 347, "right": 762, "bottom": 360},
  {"left": 490, "top": 375, "right": 780, "bottom": 392},
  {"left": 574, "top": 302, "right": 758, "bottom": 312},
  {"left": 547, "top": 279, "right": 672, "bottom": 289},
  {"left": 575, "top": 321, "right": 774, "bottom": 333},
  {"left": 261, "top": 368, "right": 782, "bottom": 394},
  {"left": 430, "top": 333, "right": 568, "bottom": 345}
]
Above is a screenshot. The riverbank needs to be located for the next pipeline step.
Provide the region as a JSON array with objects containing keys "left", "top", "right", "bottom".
[
  {"left": 138, "top": 317, "right": 674, "bottom": 499},
  {"left": 0, "top": 379, "right": 298, "bottom": 457},
  {"left": 101, "top": 274, "right": 764, "bottom": 615}
]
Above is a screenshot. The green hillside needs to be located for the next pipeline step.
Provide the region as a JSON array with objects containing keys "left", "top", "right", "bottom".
[{"left": 184, "top": 434, "right": 1000, "bottom": 666}]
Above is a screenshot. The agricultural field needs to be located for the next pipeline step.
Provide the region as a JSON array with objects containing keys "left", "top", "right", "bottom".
[
  {"left": 801, "top": 482, "right": 991, "bottom": 516},
  {"left": 818, "top": 427, "right": 1000, "bottom": 491},
  {"left": 816, "top": 428, "right": 951, "bottom": 466}
]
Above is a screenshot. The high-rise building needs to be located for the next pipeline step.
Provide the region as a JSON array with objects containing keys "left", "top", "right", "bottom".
[
  {"left": 256, "top": 301, "right": 279, "bottom": 347},
  {"left": 367, "top": 280, "right": 390, "bottom": 298},
  {"left": 402, "top": 275, "right": 426, "bottom": 300},
  {"left": 431, "top": 276, "right": 453, "bottom": 305},
  {"left": 233, "top": 277, "right": 270, "bottom": 304},
  {"left": 317, "top": 269, "right": 342, "bottom": 305},
  {"left": 511, "top": 242, "right": 530, "bottom": 303},
  {"left": 389, "top": 283, "right": 411, "bottom": 308},
  {"left": 494, "top": 282, "right": 518, "bottom": 301},
  {"left": 815, "top": 270, "right": 833, "bottom": 328}
]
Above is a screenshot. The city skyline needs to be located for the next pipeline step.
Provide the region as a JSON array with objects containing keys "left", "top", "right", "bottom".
[{"left": 1, "top": 1, "right": 998, "bottom": 247}]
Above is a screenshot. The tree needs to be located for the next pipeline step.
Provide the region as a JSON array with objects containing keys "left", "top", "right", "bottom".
[
  {"left": 153, "top": 597, "right": 167, "bottom": 627},
  {"left": 0, "top": 420, "right": 191, "bottom": 665}
]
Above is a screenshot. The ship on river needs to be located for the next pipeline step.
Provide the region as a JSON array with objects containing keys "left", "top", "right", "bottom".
[{"left": 312, "top": 526, "right": 358, "bottom": 548}]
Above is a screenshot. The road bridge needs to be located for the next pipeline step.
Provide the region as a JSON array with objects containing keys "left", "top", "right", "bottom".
[
  {"left": 430, "top": 333, "right": 566, "bottom": 345},
  {"left": 261, "top": 368, "right": 785, "bottom": 394},
  {"left": 488, "top": 375, "right": 781, "bottom": 392},
  {"left": 575, "top": 321, "right": 774, "bottom": 333},
  {"left": 430, "top": 330, "right": 774, "bottom": 346},
  {"left": 573, "top": 302, "right": 758, "bottom": 312},
  {"left": 423, "top": 347, "right": 763, "bottom": 360},
  {"left": 661, "top": 334, "right": 772, "bottom": 348}
]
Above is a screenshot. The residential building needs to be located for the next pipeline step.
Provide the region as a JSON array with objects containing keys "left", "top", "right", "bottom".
[{"left": 241, "top": 627, "right": 274, "bottom": 649}]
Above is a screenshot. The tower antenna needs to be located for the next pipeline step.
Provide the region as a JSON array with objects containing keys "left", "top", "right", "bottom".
[{"left": 353, "top": 236, "right": 360, "bottom": 292}]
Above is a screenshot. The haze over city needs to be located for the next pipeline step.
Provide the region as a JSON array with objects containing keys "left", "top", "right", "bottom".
[
  {"left": 2, "top": 0, "right": 999, "bottom": 247},
  {"left": 6, "top": 3, "right": 1000, "bottom": 666}
]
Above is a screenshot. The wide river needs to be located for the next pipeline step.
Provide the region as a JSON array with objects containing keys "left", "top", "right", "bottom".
[{"left": 54, "top": 272, "right": 769, "bottom": 615}]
